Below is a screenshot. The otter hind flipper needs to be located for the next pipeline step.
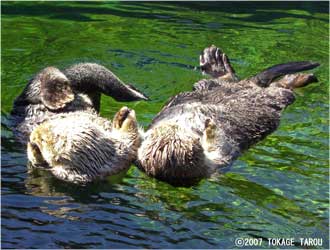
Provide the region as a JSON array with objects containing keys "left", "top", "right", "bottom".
[
  {"left": 199, "top": 45, "right": 238, "bottom": 80},
  {"left": 40, "top": 67, "right": 75, "bottom": 110},
  {"left": 64, "top": 63, "right": 149, "bottom": 102},
  {"left": 251, "top": 61, "right": 320, "bottom": 87},
  {"left": 272, "top": 73, "right": 318, "bottom": 89}
]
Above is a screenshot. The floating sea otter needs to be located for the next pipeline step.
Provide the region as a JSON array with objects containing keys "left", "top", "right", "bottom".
[
  {"left": 27, "top": 106, "right": 141, "bottom": 184},
  {"left": 136, "top": 45, "right": 320, "bottom": 186},
  {"left": 10, "top": 63, "right": 148, "bottom": 140}
]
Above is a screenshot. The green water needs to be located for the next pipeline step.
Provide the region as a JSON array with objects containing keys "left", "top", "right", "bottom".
[{"left": 1, "top": 2, "right": 329, "bottom": 249}]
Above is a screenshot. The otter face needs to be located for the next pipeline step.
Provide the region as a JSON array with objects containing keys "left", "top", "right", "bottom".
[
  {"left": 39, "top": 67, "right": 74, "bottom": 110},
  {"left": 137, "top": 123, "right": 209, "bottom": 185}
]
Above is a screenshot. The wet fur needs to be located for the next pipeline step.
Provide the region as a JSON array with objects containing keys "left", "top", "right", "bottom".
[
  {"left": 10, "top": 63, "right": 148, "bottom": 140},
  {"left": 28, "top": 109, "right": 141, "bottom": 184},
  {"left": 138, "top": 82, "right": 294, "bottom": 184},
  {"left": 137, "top": 46, "right": 319, "bottom": 185}
]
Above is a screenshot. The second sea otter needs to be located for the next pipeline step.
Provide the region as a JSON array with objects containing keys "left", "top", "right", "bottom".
[{"left": 136, "top": 45, "right": 320, "bottom": 186}]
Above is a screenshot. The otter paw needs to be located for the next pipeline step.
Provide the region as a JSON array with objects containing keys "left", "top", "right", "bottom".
[
  {"left": 27, "top": 142, "right": 47, "bottom": 166},
  {"left": 199, "top": 45, "right": 236, "bottom": 79},
  {"left": 204, "top": 118, "right": 217, "bottom": 141},
  {"left": 112, "top": 106, "right": 137, "bottom": 133},
  {"left": 202, "top": 118, "right": 217, "bottom": 153}
]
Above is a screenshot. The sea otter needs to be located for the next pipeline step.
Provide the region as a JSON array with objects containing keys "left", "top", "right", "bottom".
[
  {"left": 27, "top": 106, "right": 141, "bottom": 184},
  {"left": 10, "top": 63, "right": 148, "bottom": 140},
  {"left": 136, "top": 45, "right": 320, "bottom": 186}
]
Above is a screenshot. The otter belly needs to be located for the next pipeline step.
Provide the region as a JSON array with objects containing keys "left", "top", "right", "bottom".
[{"left": 27, "top": 108, "right": 140, "bottom": 184}]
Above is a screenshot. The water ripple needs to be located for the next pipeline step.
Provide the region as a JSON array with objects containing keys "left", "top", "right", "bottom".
[{"left": 1, "top": 1, "right": 329, "bottom": 249}]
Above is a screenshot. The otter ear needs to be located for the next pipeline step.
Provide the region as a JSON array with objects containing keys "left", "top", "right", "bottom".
[{"left": 39, "top": 67, "right": 75, "bottom": 110}]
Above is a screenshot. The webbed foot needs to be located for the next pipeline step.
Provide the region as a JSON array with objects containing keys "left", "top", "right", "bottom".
[
  {"left": 272, "top": 73, "right": 318, "bottom": 89},
  {"left": 199, "top": 45, "right": 238, "bottom": 81}
]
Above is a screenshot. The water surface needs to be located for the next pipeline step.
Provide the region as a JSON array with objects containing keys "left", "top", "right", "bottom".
[{"left": 1, "top": 2, "right": 329, "bottom": 249}]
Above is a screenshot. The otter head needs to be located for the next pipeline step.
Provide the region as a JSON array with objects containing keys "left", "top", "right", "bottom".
[
  {"left": 27, "top": 122, "right": 58, "bottom": 167},
  {"left": 39, "top": 67, "right": 74, "bottom": 110},
  {"left": 137, "top": 123, "right": 210, "bottom": 186}
]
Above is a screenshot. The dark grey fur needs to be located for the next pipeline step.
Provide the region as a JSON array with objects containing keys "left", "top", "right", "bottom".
[
  {"left": 10, "top": 63, "right": 148, "bottom": 140},
  {"left": 137, "top": 45, "right": 319, "bottom": 186}
]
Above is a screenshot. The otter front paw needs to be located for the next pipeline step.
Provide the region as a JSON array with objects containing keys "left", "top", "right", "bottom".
[
  {"left": 112, "top": 106, "right": 138, "bottom": 133},
  {"left": 202, "top": 118, "right": 217, "bottom": 152},
  {"left": 27, "top": 142, "right": 47, "bottom": 167}
]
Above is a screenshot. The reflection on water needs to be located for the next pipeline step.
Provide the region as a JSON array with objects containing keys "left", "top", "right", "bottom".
[{"left": 1, "top": 1, "right": 329, "bottom": 249}]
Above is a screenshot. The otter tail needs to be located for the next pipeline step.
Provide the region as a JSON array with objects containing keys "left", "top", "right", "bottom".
[
  {"left": 251, "top": 61, "right": 320, "bottom": 87},
  {"left": 64, "top": 63, "right": 149, "bottom": 101}
]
